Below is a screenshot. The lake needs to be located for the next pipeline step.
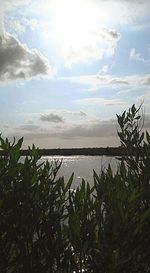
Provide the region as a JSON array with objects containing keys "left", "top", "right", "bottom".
[{"left": 39, "top": 155, "right": 119, "bottom": 188}]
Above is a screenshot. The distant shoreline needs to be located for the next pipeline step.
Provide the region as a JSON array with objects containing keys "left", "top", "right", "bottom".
[{"left": 0, "top": 147, "right": 126, "bottom": 156}]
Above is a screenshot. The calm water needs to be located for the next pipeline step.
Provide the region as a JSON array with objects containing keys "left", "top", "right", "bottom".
[{"left": 39, "top": 156, "right": 119, "bottom": 188}]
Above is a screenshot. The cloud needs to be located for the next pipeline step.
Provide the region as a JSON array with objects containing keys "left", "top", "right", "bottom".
[
  {"left": 75, "top": 111, "right": 87, "bottom": 117},
  {"left": 5, "top": 16, "right": 40, "bottom": 36},
  {"left": 105, "top": 28, "right": 119, "bottom": 40},
  {"left": 63, "top": 110, "right": 87, "bottom": 117},
  {"left": 74, "top": 98, "right": 125, "bottom": 106},
  {"left": 11, "top": 118, "right": 118, "bottom": 141},
  {"left": 10, "top": 109, "right": 150, "bottom": 146},
  {"left": 40, "top": 113, "right": 64, "bottom": 123},
  {"left": 0, "top": 32, "right": 51, "bottom": 82},
  {"left": 7, "top": 19, "right": 26, "bottom": 35},
  {"left": 142, "top": 76, "right": 150, "bottom": 86},
  {"left": 7, "top": 17, "right": 39, "bottom": 36},
  {"left": 62, "top": 74, "right": 150, "bottom": 90},
  {"left": 0, "top": 0, "right": 31, "bottom": 12},
  {"left": 61, "top": 27, "right": 120, "bottom": 66},
  {"left": 59, "top": 119, "right": 117, "bottom": 139},
  {"left": 16, "top": 124, "right": 40, "bottom": 131},
  {"left": 130, "top": 48, "right": 150, "bottom": 64},
  {"left": 43, "top": 0, "right": 121, "bottom": 65},
  {"left": 5, "top": 111, "right": 150, "bottom": 148},
  {"left": 130, "top": 22, "right": 150, "bottom": 32},
  {"left": 137, "top": 92, "right": 150, "bottom": 106},
  {"left": 23, "top": 18, "right": 39, "bottom": 31},
  {"left": 99, "top": 65, "right": 109, "bottom": 75},
  {"left": 43, "top": 0, "right": 150, "bottom": 26},
  {"left": 0, "top": 0, "right": 53, "bottom": 82},
  {"left": 110, "top": 79, "right": 129, "bottom": 85}
]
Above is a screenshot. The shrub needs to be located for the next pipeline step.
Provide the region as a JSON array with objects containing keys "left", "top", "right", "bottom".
[
  {"left": 0, "top": 137, "right": 73, "bottom": 272},
  {"left": 0, "top": 104, "right": 150, "bottom": 272}
]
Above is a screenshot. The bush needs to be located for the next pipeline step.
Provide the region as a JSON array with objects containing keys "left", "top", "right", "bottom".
[
  {"left": 0, "top": 104, "right": 150, "bottom": 273},
  {"left": 0, "top": 138, "right": 73, "bottom": 272}
]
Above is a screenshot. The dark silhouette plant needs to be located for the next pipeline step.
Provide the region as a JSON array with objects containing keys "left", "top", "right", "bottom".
[
  {"left": 0, "top": 137, "right": 73, "bottom": 272},
  {"left": 0, "top": 104, "right": 150, "bottom": 272}
]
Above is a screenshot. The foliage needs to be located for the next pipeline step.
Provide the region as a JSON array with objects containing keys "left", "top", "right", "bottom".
[{"left": 0, "top": 104, "right": 150, "bottom": 272}]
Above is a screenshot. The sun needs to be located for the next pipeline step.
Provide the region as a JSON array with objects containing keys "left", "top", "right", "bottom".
[
  {"left": 41, "top": 0, "right": 115, "bottom": 66},
  {"left": 53, "top": 1, "right": 94, "bottom": 44},
  {"left": 46, "top": 0, "right": 102, "bottom": 65}
]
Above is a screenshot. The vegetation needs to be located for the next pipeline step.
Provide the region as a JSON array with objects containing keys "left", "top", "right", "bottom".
[
  {"left": 0, "top": 146, "right": 126, "bottom": 157},
  {"left": 0, "top": 104, "right": 150, "bottom": 272}
]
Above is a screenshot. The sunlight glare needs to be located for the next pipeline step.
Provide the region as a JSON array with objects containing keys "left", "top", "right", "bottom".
[
  {"left": 53, "top": 0, "right": 95, "bottom": 45},
  {"left": 48, "top": 0, "right": 102, "bottom": 65},
  {"left": 40, "top": 0, "right": 121, "bottom": 66}
]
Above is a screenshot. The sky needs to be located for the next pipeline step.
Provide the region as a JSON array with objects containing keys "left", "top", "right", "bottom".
[{"left": 0, "top": 0, "right": 150, "bottom": 148}]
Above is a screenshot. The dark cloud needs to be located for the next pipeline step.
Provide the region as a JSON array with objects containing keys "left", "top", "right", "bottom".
[
  {"left": 78, "top": 111, "right": 87, "bottom": 117},
  {"left": 40, "top": 113, "right": 64, "bottom": 123},
  {"left": 10, "top": 118, "right": 117, "bottom": 141},
  {"left": 0, "top": 0, "right": 52, "bottom": 82},
  {"left": 7, "top": 113, "right": 150, "bottom": 148},
  {"left": 59, "top": 120, "right": 117, "bottom": 139},
  {"left": 16, "top": 125, "right": 40, "bottom": 131},
  {"left": 105, "top": 28, "right": 120, "bottom": 40},
  {"left": 0, "top": 32, "right": 50, "bottom": 82}
]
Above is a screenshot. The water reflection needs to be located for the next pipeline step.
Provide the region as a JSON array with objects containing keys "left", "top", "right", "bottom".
[{"left": 39, "top": 156, "right": 118, "bottom": 188}]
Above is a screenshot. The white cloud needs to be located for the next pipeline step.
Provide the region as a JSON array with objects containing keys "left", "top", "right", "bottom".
[
  {"left": 39, "top": 0, "right": 121, "bottom": 66},
  {"left": 0, "top": 32, "right": 52, "bottom": 82},
  {"left": 0, "top": 0, "right": 31, "bottom": 11},
  {"left": 2, "top": 0, "right": 149, "bottom": 67},
  {"left": 58, "top": 110, "right": 87, "bottom": 117},
  {"left": 130, "top": 22, "right": 150, "bottom": 32},
  {"left": 99, "top": 65, "right": 109, "bottom": 75},
  {"left": 61, "top": 74, "right": 108, "bottom": 87},
  {"left": 23, "top": 18, "right": 39, "bottom": 31},
  {"left": 74, "top": 97, "right": 125, "bottom": 106},
  {"left": 62, "top": 74, "right": 150, "bottom": 90},
  {"left": 137, "top": 92, "right": 150, "bottom": 106},
  {"left": 8, "top": 19, "right": 26, "bottom": 35},
  {"left": 59, "top": 27, "right": 120, "bottom": 66},
  {"left": 42, "top": 0, "right": 150, "bottom": 27},
  {"left": 70, "top": 111, "right": 87, "bottom": 117},
  {"left": 7, "top": 17, "right": 39, "bottom": 36},
  {"left": 130, "top": 48, "right": 150, "bottom": 64}
]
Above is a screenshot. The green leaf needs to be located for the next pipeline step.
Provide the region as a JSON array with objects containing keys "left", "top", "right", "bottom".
[
  {"left": 69, "top": 212, "right": 80, "bottom": 238},
  {"left": 131, "top": 104, "right": 136, "bottom": 115},
  {"left": 66, "top": 173, "right": 74, "bottom": 192},
  {"left": 140, "top": 209, "right": 150, "bottom": 222},
  {"left": 146, "top": 131, "right": 150, "bottom": 144}
]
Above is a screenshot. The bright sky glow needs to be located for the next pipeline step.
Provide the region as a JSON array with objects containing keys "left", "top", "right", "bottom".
[
  {"left": 52, "top": 1, "right": 97, "bottom": 61},
  {"left": 0, "top": 0, "right": 150, "bottom": 148},
  {"left": 42, "top": 0, "right": 117, "bottom": 65}
]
